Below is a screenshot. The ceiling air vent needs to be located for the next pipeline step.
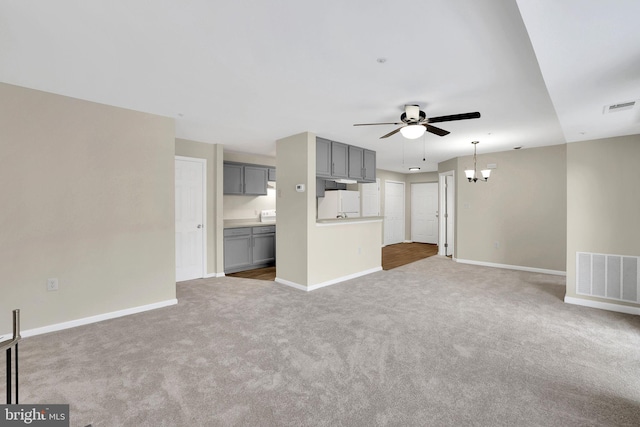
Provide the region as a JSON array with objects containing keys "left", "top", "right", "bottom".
[{"left": 603, "top": 101, "right": 636, "bottom": 114}]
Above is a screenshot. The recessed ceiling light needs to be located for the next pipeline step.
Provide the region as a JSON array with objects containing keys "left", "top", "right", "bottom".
[{"left": 409, "top": 167, "right": 420, "bottom": 171}]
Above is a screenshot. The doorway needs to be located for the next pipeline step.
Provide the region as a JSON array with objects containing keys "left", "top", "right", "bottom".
[
  {"left": 384, "top": 180, "right": 405, "bottom": 246},
  {"left": 411, "top": 182, "right": 438, "bottom": 244},
  {"left": 175, "top": 156, "right": 206, "bottom": 281}
]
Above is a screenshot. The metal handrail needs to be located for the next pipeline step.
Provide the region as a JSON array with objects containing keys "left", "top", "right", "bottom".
[
  {"left": 3, "top": 309, "right": 21, "bottom": 404},
  {"left": 0, "top": 310, "right": 21, "bottom": 351}
]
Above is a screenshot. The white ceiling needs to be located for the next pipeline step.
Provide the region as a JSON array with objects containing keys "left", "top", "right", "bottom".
[{"left": 1, "top": 0, "right": 638, "bottom": 173}]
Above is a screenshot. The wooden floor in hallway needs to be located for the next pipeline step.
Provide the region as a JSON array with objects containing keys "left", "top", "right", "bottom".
[{"left": 226, "top": 242, "right": 439, "bottom": 281}]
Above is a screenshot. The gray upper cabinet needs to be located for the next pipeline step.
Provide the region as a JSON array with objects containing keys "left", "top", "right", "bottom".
[
  {"left": 224, "top": 162, "right": 272, "bottom": 195},
  {"left": 316, "top": 137, "right": 332, "bottom": 178},
  {"left": 363, "top": 149, "right": 376, "bottom": 182},
  {"left": 223, "top": 163, "right": 244, "bottom": 195},
  {"left": 348, "top": 145, "right": 364, "bottom": 180},
  {"left": 244, "top": 166, "right": 268, "bottom": 195},
  {"left": 316, "top": 136, "right": 376, "bottom": 184},
  {"left": 268, "top": 167, "right": 276, "bottom": 182},
  {"left": 331, "top": 141, "right": 348, "bottom": 178}
]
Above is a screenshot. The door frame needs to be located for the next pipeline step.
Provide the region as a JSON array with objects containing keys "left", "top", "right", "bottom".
[
  {"left": 175, "top": 155, "right": 207, "bottom": 280},
  {"left": 384, "top": 180, "right": 405, "bottom": 246},
  {"left": 438, "top": 171, "right": 455, "bottom": 257}
]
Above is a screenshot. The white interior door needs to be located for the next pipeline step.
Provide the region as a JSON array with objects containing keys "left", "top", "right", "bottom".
[
  {"left": 411, "top": 182, "right": 438, "bottom": 244},
  {"left": 361, "top": 179, "right": 380, "bottom": 217},
  {"left": 384, "top": 181, "right": 405, "bottom": 246},
  {"left": 175, "top": 157, "right": 205, "bottom": 281}
]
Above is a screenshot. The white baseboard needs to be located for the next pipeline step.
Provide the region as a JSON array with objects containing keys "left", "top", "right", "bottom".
[
  {"left": 564, "top": 296, "right": 640, "bottom": 316},
  {"left": 276, "top": 266, "right": 383, "bottom": 292},
  {"left": 8, "top": 299, "right": 178, "bottom": 339},
  {"left": 204, "top": 272, "right": 225, "bottom": 278},
  {"left": 455, "top": 258, "right": 566, "bottom": 276}
]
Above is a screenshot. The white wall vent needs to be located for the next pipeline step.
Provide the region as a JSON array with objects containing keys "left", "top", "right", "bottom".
[
  {"left": 603, "top": 101, "right": 636, "bottom": 114},
  {"left": 576, "top": 252, "right": 640, "bottom": 303}
]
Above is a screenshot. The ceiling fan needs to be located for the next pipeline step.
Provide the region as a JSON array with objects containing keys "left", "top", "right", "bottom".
[{"left": 354, "top": 105, "right": 481, "bottom": 139}]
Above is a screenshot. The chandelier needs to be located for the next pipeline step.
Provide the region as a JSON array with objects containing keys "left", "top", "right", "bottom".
[{"left": 464, "top": 141, "right": 491, "bottom": 182}]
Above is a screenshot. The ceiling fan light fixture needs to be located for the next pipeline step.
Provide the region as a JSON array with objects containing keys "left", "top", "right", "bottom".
[{"left": 400, "top": 124, "right": 426, "bottom": 139}]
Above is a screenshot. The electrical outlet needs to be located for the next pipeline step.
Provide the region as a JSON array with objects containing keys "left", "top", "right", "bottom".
[
  {"left": 47, "top": 278, "right": 59, "bottom": 291},
  {"left": 494, "top": 241, "right": 500, "bottom": 249}
]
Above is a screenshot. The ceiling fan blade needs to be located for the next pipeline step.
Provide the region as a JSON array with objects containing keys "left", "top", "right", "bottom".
[
  {"left": 425, "top": 124, "right": 450, "bottom": 137},
  {"left": 354, "top": 122, "right": 403, "bottom": 126},
  {"left": 427, "top": 112, "right": 481, "bottom": 123},
  {"left": 380, "top": 127, "right": 404, "bottom": 139}
]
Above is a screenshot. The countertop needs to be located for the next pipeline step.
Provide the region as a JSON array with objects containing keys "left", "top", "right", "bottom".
[
  {"left": 316, "top": 216, "right": 384, "bottom": 226},
  {"left": 224, "top": 219, "right": 276, "bottom": 228}
]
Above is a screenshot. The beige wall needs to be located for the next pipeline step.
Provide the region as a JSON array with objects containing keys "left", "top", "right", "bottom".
[
  {"left": 276, "top": 133, "right": 382, "bottom": 289},
  {"left": 566, "top": 135, "right": 640, "bottom": 307},
  {"left": 0, "top": 83, "right": 176, "bottom": 333},
  {"left": 275, "top": 133, "right": 313, "bottom": 286},
  {"left": 175, "top": 139, "right": 225, "bottom": 275},
  {"left": 454, "top": 144, "right": 567, "bottom": 271},
  {"left": 223, "top": 151, "right": 276, "bottom": 221}
]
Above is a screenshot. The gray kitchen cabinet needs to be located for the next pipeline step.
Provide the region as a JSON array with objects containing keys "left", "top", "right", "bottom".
[
  {"left": 223, "top": 163, "right": 244, "bottom": 195},
  {"left": 252, "top": 226, "right": 276, "bottom": 264},
  {"left": 268, "top": 167, "right": 276, "bottom": 182},
  {"left": 363, "top": 149, "right": 376, "bottom": 182},
  {"left": 331, "top": 141, "right": 348, "bottom": 178},
  {"left": 244, "top": 166, "right": 268, "bottom": 195},
  {"left": 348, "top": 145, "right": 364, "bottom": 180},
  {"left": 224, "top": 225, "right": 276, "bottom": 273},
  {"left": 223, "top": 162, "right": 270, "bottom": 195},
  {"left": 316, "top": 136, "right": 376, "bottom": 184},
  {"left": 316, "top": 137, "right": 332, "bottom": 178},
  {"left": 223, "top": 228, "right": 252, "bottom": 271}
]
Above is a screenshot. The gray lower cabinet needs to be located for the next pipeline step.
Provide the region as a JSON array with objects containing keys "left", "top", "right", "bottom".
[
  {"left": 224, "top": 225, "right": 276, "bottom": 273},
  {"left": 223, "top": 228, "right": 252, "bottom": 271}
]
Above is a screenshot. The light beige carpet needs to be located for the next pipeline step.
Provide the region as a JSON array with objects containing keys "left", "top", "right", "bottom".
[{"left": 4, "top": 256, "right": 640, "bottom": 426}]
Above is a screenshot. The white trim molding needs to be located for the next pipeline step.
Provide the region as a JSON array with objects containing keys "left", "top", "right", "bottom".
[
  {"left": 15, "top": 299, "right": 178, "bottom": 339},
  {"left": 455, "top": 258, "right": 566, "bottom": 276},
  {"left": 204, "top": 272, "right": 225, "bottom": 278},
  {"left": 276, "top": 266, "right": 382, "bottom": 292},
  {"left": 564, "top": 296, "right": 640, "bottom": 316}
]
